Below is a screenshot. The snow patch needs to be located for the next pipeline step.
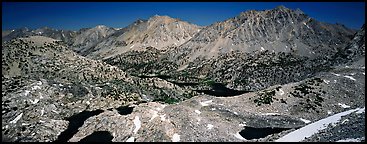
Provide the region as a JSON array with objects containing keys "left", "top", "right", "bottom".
[
  {"left": 32, "top": 86, "right": 41, "bottom": 90},
  {"left": 194, "top": 110, "right": 201, "bottom": 114},
  {"left": 133, "top": 116, "right": 141, "bottom": 134},
  {"left": 24, "top": 90, "right": 31, "bottom": 96},
  {"left": 36, "top": 81, "right": 43, "bottom": 85},
  {"left": 171, "top": 133, "right": 180, "bottom": 142},
  {"left": 126, "top": 137, "right": 135, "bottom": 142},
  {"left": 263, "top": 113, "right": 280, "bottom": 116},
  {"left": 327, "top": 110, "right": 332, "bottom": 115},
  {"left": 356, "top": 107, "right": 365, "bottom": 114},
  {"left": 239, "top": 122, "right": 247, "bottom": 127},
  {"left": 336, "top": 137, "right": 364, "bottom": 142},
  {"left": 343, "top": 75, "right": 356, "bottom": 81},
  {"left": 207, "top": 124, "right": 214, "bottom": 130},
  {"left": 341, "top": 119, "right": 349, "bottom": 124},
  {"left": 276, "top": 107, "right": 364, "bottom": 142},
  {"left": 323, "top": 79, "right": 330, "bottom": 84},
  {"left": 160, "top": 114, "right": 166, "bottom": 121},
  {"left": 41, "top": 108, "right": 45, "bottom": 116},
  {"left": 260, "top": 47, "right": 265, "bottom": 51},
  {"left": 10, "top": 113, "right": 23, "bottom": 124},
  {"left": 200, "top": 100, "right": 213, "bottom": 106},
  {"left": 233, "top": 132, "right": 247, "bottom": 141},
  {"left": 331, "top": 73, "right": 340, "bottom": 76},
  {"left": 149, "top": 110, "right": 159, "bottom": 121},
  {"left": 278, "top": 89, "right": 284, "bottom": 95},
  {"left": 30, "top": 99, "right": 39, "bottom": 104},
  {"left": 303, "top": 22, "right": 310, "bottom": 29},
  {"left": 300, "top": 118, "right": 311, "bottom": 124},
  {"left": 130, "top": 44, "right": 135, "bottom": 48},
  {"left": 338, "top": 103, "right": 350, "bottom": 109}
]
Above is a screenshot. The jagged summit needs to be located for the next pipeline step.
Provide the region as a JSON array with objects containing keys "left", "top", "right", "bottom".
[
  {"left": 82, "top": 15, "right": 201, "bottom": 59},
  {"left": 166, "top": 6, "right": 356, "bottom": 66},
  {"left": 95, "top": 25, "right": 108, "bottom": 29}
]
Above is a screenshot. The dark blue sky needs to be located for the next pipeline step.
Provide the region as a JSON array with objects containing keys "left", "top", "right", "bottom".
[{"left": 2, "top": 2, "right": 365, "bottom": 31}]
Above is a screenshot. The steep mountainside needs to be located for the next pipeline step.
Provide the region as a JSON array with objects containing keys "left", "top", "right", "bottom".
[
  {"left": 83, "top": 15, "right": 201, "bottom": 59},
  {"left": 165, "top": 6, "right": 355, "bottom": 66},
  {"left": 71, "top": 25, "right": 116, "bottom": 53}
]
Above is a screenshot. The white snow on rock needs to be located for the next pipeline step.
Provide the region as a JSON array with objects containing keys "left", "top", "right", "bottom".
[
  {"left": 126, "top": 137, "right": 135, "bottom": 142},
  {"left": 278, "top": 89, "right": 284, "bottom": 95},
  {"left": 133, "top": 116, "right": 141, "bottom": 134},
  {"left": 327, "top": 110, "right": 332, "bottom": 115},
  {"left": 275, "top": 107, "right": 364, "bottom": 142},
  {"left": 36, "top": 81, "right": 43, "bottom": 85},
  {"left": 300, "top": 118, "right": 311, "bottom": 124},
  {"left": 160, "top": 114, "right": 166, "bottom": 121},
  {"left": 207, "top": 124, "right": 214, "bottom": 130},
  {"left": 233, "top": 132, "right": 247, "bottom": 141},
  {"left": 41, "top": 108, "right": 45, "bottom": 116},
  {"left": 200, "top": 100, "right": 213, "bottom": 106},
  {"left": 130, "top": 44, "right": 135, "bottom": 48},
  {"left": 331, "top": 73, "right": 341, "bottom": 76},
  {"left": 10, "top": 113, "right": 23, "bottom": 124},
  {"left": 24, "top": 90, "right": 31, "bottom": 96},
  {"left": 263, "top": 113, "right": 280, "bottom": 116},
  {"left": 336, "top": 137, "right": 364, "bottom": 142},
  {"left": 341, "top": 119, "right": 349, "bottom": 124},
  {"left": 194, "top": 110, "right": 201, "bottom": 114},
  {"left": 30, "top": 99, "right": 39, "bottom": 104},
  {"left": 31, "top": 85, "right": 41, "bottom": 90},
  {"left": 303, "top": 22, "right": 310, "bottom": 29},
  {"left": 196, "top": 118, "right": 201, "bottom": 124},
  {"left": 239, "top": 122, "right": 247, "bottom": 127},
  {"left": 338, "top": 103, "right": 351, "bottom": 109},
  {"left": 323, "top": 79, "right": 330, "bottom": 84},
  {"left": 171, "top": 133, "right": 180, "bottom": 142},
  {"left": 149, "top": 110, "right": 159, "bottom": 121},
  {"left": 260, "top": 47, "right": 265, "bottom": 51},
  {"left": 356, "top": 107, "right": 365, "bottom": 114},
  {"left": 343, "top": 75, "right": 356, "bottom": 81}
]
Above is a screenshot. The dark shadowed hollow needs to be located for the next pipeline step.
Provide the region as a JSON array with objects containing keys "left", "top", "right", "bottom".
[{"left": 79, "top": 131, "right": 113, "bottom": 142}]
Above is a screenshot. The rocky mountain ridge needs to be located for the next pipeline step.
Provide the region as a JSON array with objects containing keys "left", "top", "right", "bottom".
[{"left": 2, "top": 5, "right": 365, "bottom": 142}]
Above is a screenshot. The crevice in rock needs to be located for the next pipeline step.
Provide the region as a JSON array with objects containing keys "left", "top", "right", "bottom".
[
  {"left": 115, "top": 105, "right": 134, "bottom": 115},
  {"left": 239, "top": 126, "right": 291, "bottom": 140},
  {"left": 55, "top": 109, "right": 104, "bottom": 142},
  {"left": 79, "top": 131, "right": 113, "bottom": 142}
]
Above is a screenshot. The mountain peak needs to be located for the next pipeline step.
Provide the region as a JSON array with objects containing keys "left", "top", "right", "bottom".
[
  {"left": 95, "top": 25, "right": 108, "bottom": 29},
  {"left": 149, "top": 15, "right": 177, "bottom": 22},
  {"left": 274, "top": 5, "right": 288, "bottom": 10}
]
